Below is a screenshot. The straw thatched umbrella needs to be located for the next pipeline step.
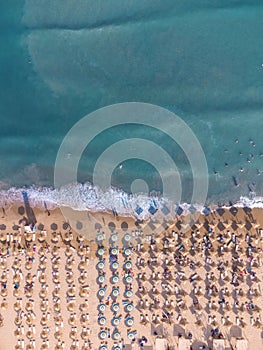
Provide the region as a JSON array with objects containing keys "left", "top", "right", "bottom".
[
  {"left": 15, "top": 345, "right": 22, "bottom": 350},
  {"left": 26, "top": 314, "right": 34, "bottom": 326},
  {"left": 13, "top": 301, "right": 21, "bottom": 312},
  {"left": 80, "top": 302, "right": 88, "bottom": 312},
  {"left": 55, "top": 345, "right": 63, "bottom": 350},
  {"left": 14, "top": 316, "right": 22, "bottom": 326},
  {"left": 78, "top": 247, "right": 86, "bottom": 257},
  {"left": 41, "top": 344, "right": 48, "bottom": 350},
  {"left": 54, "top": 303, "right": 61, "bottom": 313},
  {"left": 41, "top": 329, "right": 48, "bottom": 340},
  {"left": 26, "top": 301, "right": 33, "bottom": 312},
  {"left": 54, "top": 330, "right": 62, "bottom": 340},
  {"left": 53, "top": 289, "right": 60, "bottom": 298},
  {"left": 1, "top": 300, "right": 7, "bottom": 310},
  {"left": 40, "top": 301, "right": 48, "bottom": 312},
  {"left": 67, "top": 287, "right": 76, "bottom": 297},
  {"left": 14, "top": 328, "right": 22, "bottom": 337},
  {"left": 65, "top": 247, "right": 72, "bottom": 257},
  {"left": 81, "top": 330, "right": 89, "bottom": 340},
  {"left": 78, "top": 275, "right": 86, "bottom": 285},
  {"left": 40, "top": 288, "right": 47, "bottom": 299},
  {"left": 26, "top": 330, "right": 34, "bottom": 339},
  {"left": 41, "top": 315, "right": 48, "bottom": 326},
  {"left": 1, "top": 289, "right": 7, "bottom": 297},
  {"left": 39, "top": 274, "right": 46, "bottom": 284},
  {"left": 70, "top": 329, "right": 77, "bottom": 340},
  {"left": 68, "top": 315, "right": 76, "bottom": 326},
  {"left": 67, "top": 302, "right": 76, "bottom": 312},
  {"left": 79, "top": 287, "right": 89, "bottom": 298},
  {"left": 26, "top": 344, "right": 34, "bottom": 350},
  {"left": 78, "top": 261, "right": 87, "bottom": 271},
  {"left": 54, "top": 315, "right": 63, "bottom": 326}
]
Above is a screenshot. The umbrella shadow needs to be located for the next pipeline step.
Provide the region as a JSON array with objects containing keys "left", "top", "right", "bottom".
[{"left": 22, "top": 191, "right": 37, "bottom": 225}]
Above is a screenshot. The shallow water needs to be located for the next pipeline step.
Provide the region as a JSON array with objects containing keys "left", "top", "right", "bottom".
[{"left": 0, "top": 1, "right": 263, "bottom": 214}]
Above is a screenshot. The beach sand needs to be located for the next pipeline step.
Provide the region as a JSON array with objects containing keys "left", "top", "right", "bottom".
[{"left": 0, "top": 203, "right": 263, "bottom": 350}]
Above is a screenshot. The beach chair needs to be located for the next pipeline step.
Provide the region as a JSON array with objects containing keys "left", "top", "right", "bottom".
[
  {"left": 155, "top": 338, "right": 168, "bottom": 350},
  {"left": 235, "top": 339, "right": 248, "bottom": 350},
  {"left": 213, "top": 339, "right": 225, "bottom": 350},
  {"left": 178, "top": 338, "right": 191, "bottom": 350}
]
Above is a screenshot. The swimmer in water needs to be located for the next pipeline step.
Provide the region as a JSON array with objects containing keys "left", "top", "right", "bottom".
[
  {"left": 235, "top": 139, "right": 239, "bottom": 144},
  {"left": 240, "top": 168, "right": 244, "bottom": 173},
  {"left": 239, "top": 152, "right": 243, "bottom": 156},
  {"left": 224, "top": 163, "right": 229, "bottom": 167}
]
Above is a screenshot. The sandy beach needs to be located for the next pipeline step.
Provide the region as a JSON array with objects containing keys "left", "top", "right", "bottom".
[{"left": 0, "top": 202, "right": 263, "bottom": 350}]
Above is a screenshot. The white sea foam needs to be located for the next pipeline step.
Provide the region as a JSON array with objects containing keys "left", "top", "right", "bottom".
[{"left": 0, "top": 183, "right": 263, "bottom": 222}]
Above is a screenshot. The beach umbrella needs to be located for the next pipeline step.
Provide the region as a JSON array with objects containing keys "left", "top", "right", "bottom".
[
  {"left": 112, "top": 316, "right": 121, "bottom": 326},
  {"left": 14, "top": 316, "right": 22, "bottom": 326},
  {"left": 67, "top": 287, "right": 76, "bottom": 297},
  {"left": 78, "top": 274, "right": 87, "bottom": 285},
  {"left": 26, "top": 330, "right": 34, "bottom": 340},
  {"left": 41, "top": 345, "right": 48, "bottom": 350},
  {"left": 26, "top": 301, "right": 33, "bottom": 312},
  {"left": 125, "top": 303, "right": 134, "bottom": 313},
  {"left": 110, "top": 247, "right": 119, "bottom": 255},
  {"left": 39, "top": 274, "right": 46, "bottom": 284},
  {"left": 98, "top": 316, "right": 107, "bottom": 326},
  {"left": 111, "top": 275, "right": 119, "bottom": 284},
  {"left": 41, "top": 315, "right": 48, "bottom": 326},
  {"left": 111, "top": 261, "right": 119, "bottom": 270},
  {"left": 67, "top": 302, "right": 76, "bottom": 312},
  {"left": 41, "top": 329, "right": 48, "bottom": 340},
  {"left": 97, "top": 261, "right": 105, "bottom": 270},
  {"left": 70, "top": 330, "right": 77, "bottom": 340},
  {"left": 98, "top": 303, "right": 106, "bottom": 313},
  {"left": 40, "top": 301, "right": 48, "bottom": 312},
  {"left": 112, "top": 331, "right": 121, "bottom": 340},
  {"left": 98, "top": 288, "right": 106, "bottom": 298},
  {"left": 14, "top": 301, "right": 21, "bottom": 312},
  {"left": 125, "top": 316, "right": 134, "bottom": 327},
  {"left": 81, "top": 330, "right": 89, "bottom": 340},
  {"left": 54, "top": 330, "right": 62, "bottom": 340},
  {"left": 111, "top": 303, "right": 120, "bottom": 313},
  {"left": 99, "top": 345, "right": 108, "bottom": 350},
  {"left": 123, "top": 261, "right": 132, "bottom": 270},
  {"left": 98, "top": 274, "right": 106, "bottom": 284},
  {"left": 54, "top": 303, "right": 61, "bottom": 313},
  {"left": 124, "top": 233, "right": 131, "bottom": 242},
  {"left": 113, "top": 346, "right": 121, "bottom": 350},
  {"left": 65, "top": 247, "right": 72, "bottom": 257},
  {"left": 1, "top": 300, "right": 7, "bottom": 310},
  {"left": 123, "top": 247, "right": 132, "bottom": 256},
  {"left": 77, "top": 247, "right": 86, "bottom": 257},
  {"left": 112, "top": 288, "right": 120, "bottom": 298},
  {"left": 97, "top": 247, "right": 105, "bottom": 256},
  {"left": 124, "top": 289, "right": 133, "bottom": 298},
  {"left": 125, "top": 275, "right": 133, "bottom": 284},
  {"left": 79, "top": 260, "right": 87, "bottom": 271},
  {"left": 99, "top": 330, "right": 107, "bottom": 340},
  {"left": 111, "top": 233, "right": 118, "bottom": 242},
  {"left": 68, "top": 315, "right": 76, "bottom": 326},
  {"left": 80, "top": 286, "right": 89, "bottom": 298},
  {"left": 14, "top": 329, "right": 22, "bottom": 337},
  {"left": 66, "top": 274, "right": 74, "bottom": 285},
  {"left": 40, "top": 288, "right": 47, "bottom": 299},
  {"left": 25, "top": 261, "right": 32, "bottom": 270},
  {"left": 97, "top": 233, "right": 105, "bottom": 241},
  {"left": 80, "top": 301, "right": 89, "bottom": 312}
]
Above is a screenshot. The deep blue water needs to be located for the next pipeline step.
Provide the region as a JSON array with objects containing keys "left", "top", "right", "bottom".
[{"left": 0, "top": 0, "right": 263, "bottom": 209}]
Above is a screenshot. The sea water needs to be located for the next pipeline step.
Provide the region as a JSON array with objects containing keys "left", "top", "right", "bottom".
[{"left": 0, "top": 0, "right": 262, "bottom": 218}]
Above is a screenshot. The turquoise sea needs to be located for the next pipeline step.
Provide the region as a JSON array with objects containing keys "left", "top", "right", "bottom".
[{"left": 0, "top": 1, "right": 263, "bottom": 217}]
